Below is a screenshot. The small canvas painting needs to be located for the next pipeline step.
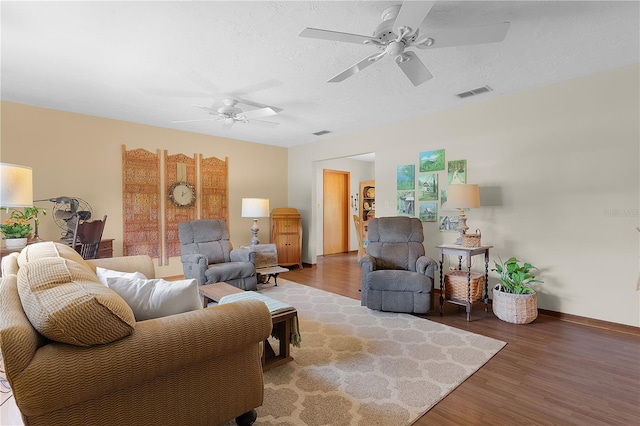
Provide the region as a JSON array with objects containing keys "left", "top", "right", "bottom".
[
  {"left": 419, "top": 202, "right": 438, "bottom": 222},
  {"left": 439, "top": 215, "right": 460, "bottom": 232},
  {"left": 419, "top": 149, "right": 445, "bottom": 172},
  {"left": 440, "top": 189, "right": 448, "bottom": 209},
  {"left": 396, "top": 164, "right": 415, "bottom": 190},
  {"left": 397, "top": 190, "right": 415, "bottom": 216},
  {"left": 448, "top": 160, "right": 467, "bottom": 184},
  {"left": 418, "top": 173, "right": 438, "bottom": 201}
]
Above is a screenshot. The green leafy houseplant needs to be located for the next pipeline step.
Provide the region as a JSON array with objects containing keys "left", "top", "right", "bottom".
[
  {"left": 1, "top": 217, "right": 32, "bottom": 239},
  {"left": 0, "top": 207, "right": 46, "bottom": 240},
  {"left": 492, "top": 257, "right": 543, "bottom": 294}
]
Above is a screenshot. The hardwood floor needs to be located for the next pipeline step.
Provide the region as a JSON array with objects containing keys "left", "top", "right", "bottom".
[
  {"left": 283, "top": 252, "right": 640, "bottom": 426},
  {"left": 2, "top": 252, "right": 638, "bottom": 425}
]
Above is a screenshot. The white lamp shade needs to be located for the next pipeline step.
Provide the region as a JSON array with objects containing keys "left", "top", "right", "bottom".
[
  {"left": 447, "top": 184, "right": 480, "bottom": 209},
  {"left": 241, "top": 198, "right": 270, "bottom": 218},
  {"left": 0, "top": 163, "right": 33, "bottom": 208}
]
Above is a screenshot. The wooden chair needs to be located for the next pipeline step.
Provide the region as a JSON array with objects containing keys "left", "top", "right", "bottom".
[
  {"left": 353, "top": 214, "right": 365, "bottom": 260},
  {"left": 71, "top": 215, "right": 107, "bottom": 259}
]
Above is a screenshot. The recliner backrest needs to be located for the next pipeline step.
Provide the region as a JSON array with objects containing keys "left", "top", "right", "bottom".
[
  {"left": 366, "top": 217, "right": 425, "bottom": 272},
  {"left": 178, "top": 219, "right": 233, "bottom": 264}
]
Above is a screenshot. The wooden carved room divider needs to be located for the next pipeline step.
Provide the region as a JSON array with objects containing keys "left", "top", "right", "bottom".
[
  {"left": 122, "top": 146, "right": 162, "bottom": 259},
  {"left": 123, "top": 145, "right": 228, "bottom": 264},
  {"left": 164, "top": 152, "right": 198, "bottom": 259},
  {"left": 199, "top": 155, "right": 229, "bottom": 224}
]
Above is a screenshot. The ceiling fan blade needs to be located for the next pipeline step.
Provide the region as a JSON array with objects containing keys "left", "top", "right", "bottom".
[
  {"left": 396, "top": 52, "right": 433, "bottom": 87},
  {"left": 328, "top": 53, "right": 383, "bottom": 83},
  {"left": 299, "top": 27, "right": 374, "bottom": 45},
  {"left": 393, "top": 1, "right": 435, "bottom": 36},
  {"left": 415, "top": 22, "right": 510, "bottom": 49},
  {"left": 242, "top": 107, "right": 277, "bottom": 120},
  {"left": 234, "top": 97, "right": 283, "bottom": 113},
  {"left": 192, "top": 104, "right": 217, "bottom": 114},
  {"left": 249, "top": 119, "right": 280, "bottom": 128},
  {"left": 172, "top": 118, "right": 219, "bottom": 123}
]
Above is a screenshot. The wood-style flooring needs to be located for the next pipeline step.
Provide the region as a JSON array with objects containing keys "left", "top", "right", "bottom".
[
  {"left": 2, "top": 252, "right": 638, "bottom": 426},
  {"left": 283, "top": 252, "right": 640, "bottom": 426}
]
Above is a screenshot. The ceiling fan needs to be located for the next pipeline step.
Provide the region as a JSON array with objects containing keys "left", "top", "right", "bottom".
[
  {"left": 173, "top": 98, "right": 279, "bottom": 129},
  {"left": 299, "top": 1, "right": 510, "bottom": 87}
]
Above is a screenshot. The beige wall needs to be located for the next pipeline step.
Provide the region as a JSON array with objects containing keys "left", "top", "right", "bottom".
[
  {"left": 0, "top": 101, "right": 288, "bottom": 277},
  {"left": 288, "top": 64, "right": 640, "bottom": 327},
  {"left": 1, "top": 65, "right": 637, "bottom": 326}
]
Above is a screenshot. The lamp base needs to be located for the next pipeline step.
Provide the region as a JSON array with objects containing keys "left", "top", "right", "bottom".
[
  {"left": 249, "top": 219, "right": 260, "bottom": 245},
  {"left": 455, "top": 209, "right": 469, "bottom": 245}
]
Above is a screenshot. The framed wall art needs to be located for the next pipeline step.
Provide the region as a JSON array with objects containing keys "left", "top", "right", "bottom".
[
  {"left": 439, "top": 215, "right": 460, "bottom": 232},
  {"left": 419, "top": 202, "right": 438, "bottom": 222},
  {"left": 418, "top": 173, "right": 438, "bottom": 201},
  {"left": 419, "top": 149, "right": 445, "bottom": 172},
  {"left": 448, "top": 159, "right": 467, "bottom": 184},
  {"left": 397, "top": 190, "right": 415, "bottom": 216},
  {"left": 397, "top": 164, "right": 415, "bottom": 190}
]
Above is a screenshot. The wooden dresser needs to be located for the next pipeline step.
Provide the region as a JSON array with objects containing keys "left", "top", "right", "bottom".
[
  {"left": 96, "top": 239, "right": 114, "bottom": 259},
  {"left": 271, "top": 208, "right": 303, "bottom": 269}
]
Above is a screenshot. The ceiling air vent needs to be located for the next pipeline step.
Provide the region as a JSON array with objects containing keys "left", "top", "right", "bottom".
[
  {"left": 456, "top": 85, "right": 493, "bottom": 99},
  {"left": 312, "top": 130, "right": 331, "bottom": 136}
]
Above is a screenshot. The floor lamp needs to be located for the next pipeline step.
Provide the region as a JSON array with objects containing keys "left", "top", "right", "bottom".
[
  {"left": 447, "top": 184, "right": 480, "bottom": 245},
  {"left": 241, "top": 198, "right": 270, "bottom": 245}
]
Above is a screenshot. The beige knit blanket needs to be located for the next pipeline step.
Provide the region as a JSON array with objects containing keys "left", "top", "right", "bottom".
[{"left": 218, "top": 292, "right": 301, "bottom": 347}]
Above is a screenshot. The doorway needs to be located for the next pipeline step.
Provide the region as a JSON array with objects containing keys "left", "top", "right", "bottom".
[{"left": 323, "top": 169, "right": 349, "bottom": 255}]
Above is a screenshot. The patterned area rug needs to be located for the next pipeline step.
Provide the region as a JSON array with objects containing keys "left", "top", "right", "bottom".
[
  {"left": 0, "top": 280, "right": 505, "bottom": 425},
  {"left": 225, "top": 280, "right": 506, "bottom": 425}
]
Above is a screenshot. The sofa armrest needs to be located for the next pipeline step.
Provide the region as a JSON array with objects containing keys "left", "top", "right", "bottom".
[
  {"left": 14, "top": 299, "right": 272, "bottom": 417},
  {"left": 86, "top": 255, "right": 156, "bottom": 279},
  {"left": 230, "top": 247, "right": 256, "bottom": 264},
  {"left": 416, "top": 256, "right": 438, "bottom": 278},
  {"left": 181, "top": 253, "right": 208, "bottom": 285}
]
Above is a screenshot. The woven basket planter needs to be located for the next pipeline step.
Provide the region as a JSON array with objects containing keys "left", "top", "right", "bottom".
[
  {"left": 492, "top": 285, "right": 538, "bottom": 324},
  {"left": 445, "top": 271, "right": 484, "bottom": 303}
]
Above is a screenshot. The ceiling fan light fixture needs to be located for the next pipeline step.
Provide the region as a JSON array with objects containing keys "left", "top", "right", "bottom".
[{"left": 386, "top": 41, "right": 405, "bottom": 57}]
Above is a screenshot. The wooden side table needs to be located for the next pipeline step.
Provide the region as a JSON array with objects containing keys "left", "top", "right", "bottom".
[{"left": 436, "top": 244, "right": 493, "bottom": 321}]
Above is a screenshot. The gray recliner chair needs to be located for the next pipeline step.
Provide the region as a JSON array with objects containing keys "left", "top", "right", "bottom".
[
  {"left": 359, "top": 216, "right": 438, "bottom": 314},
  {"left": 178, "top": 219, "right": 258, "bottom": 291}
]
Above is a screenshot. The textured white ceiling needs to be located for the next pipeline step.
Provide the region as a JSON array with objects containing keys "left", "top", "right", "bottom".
[{"left": 1, "top": 1, "right": 638, "bottom": 148}]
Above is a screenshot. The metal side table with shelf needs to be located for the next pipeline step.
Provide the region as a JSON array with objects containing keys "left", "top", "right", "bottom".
[{"left": 436, "top": 244, "right": 493, "bottom": 321}]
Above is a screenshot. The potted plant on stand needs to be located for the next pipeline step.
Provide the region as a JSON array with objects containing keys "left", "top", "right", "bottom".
[
  {"left": 1, "top": 211, "right": 33, "bottom": 250},
  {"left": 491, "top": 257, "right": 544, "bottom": 324}
]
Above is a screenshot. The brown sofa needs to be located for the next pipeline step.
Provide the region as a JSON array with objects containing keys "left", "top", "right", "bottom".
[{"left": 0, "top": 242, "right": 272, "bottom": 426}]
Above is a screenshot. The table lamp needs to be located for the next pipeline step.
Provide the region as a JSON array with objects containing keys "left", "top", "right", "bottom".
[
  {"left": 0, "top": 163, "right": 33, "bottom": 210},
  {"left": 447, "top": 184, "right": 480, "bottom": 245},
  {"left": 241, "top": 198, "right": 270, "bottom": 245}
]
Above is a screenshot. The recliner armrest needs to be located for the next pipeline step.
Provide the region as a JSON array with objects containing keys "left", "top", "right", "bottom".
[
  {"left": 230, "top": 247, "right": 256, "bottom": 264},
  {"left": 358, "top": 254, "right": 377, "bottom": 272},
  {"left": 416, "top": 256, "right": 438, "bottom": 277},
  {"left": 181, "top": 253, "right": 208, "bottom": 285}
]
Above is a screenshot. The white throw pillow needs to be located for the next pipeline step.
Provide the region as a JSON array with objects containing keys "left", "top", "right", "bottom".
[
  {"left": 96, "top": 266, "right": 147, "bottom": 286},
  {"left": 105, "top": 277, "right": 202, "bottom": 321}
]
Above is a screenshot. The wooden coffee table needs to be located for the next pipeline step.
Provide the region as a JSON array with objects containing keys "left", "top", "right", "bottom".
[{"left": 199, "top": 282, "right": 297, "bottom": 371}]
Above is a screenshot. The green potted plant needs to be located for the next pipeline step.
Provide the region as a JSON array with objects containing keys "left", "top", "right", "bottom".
[
  {"left": 1, "top": 213, "right": 32, "bottom": 250},
  {"left": 22, "top": 206, "right": 47, "bottom": 241},
  {"left": 491, "top": 257, "right": 544, "bottom": 324}
]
